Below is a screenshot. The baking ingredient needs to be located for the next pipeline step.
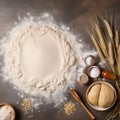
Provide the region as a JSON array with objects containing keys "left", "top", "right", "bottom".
[
  {"left": 88, "top": 15, "right": 120, "bottom": 119},
  {"left": 84, "top": 55, "right": 96, "bottom": 66},
  {"left": 0, "top": 105, "right": 14, "bottom": 120},
  {"left": 20, "top": 99, "right": 32, "bottom": 113},
  {"left": 63, "top": 101, "right": 76, "bottom": 116},
  {"left": 88, "top": 83, "right": 115, "bottom": 107},
  {"left": 1, "top": 17, "right": 80, "bottom": 106},
  {"left": 99, "top": 84, "right": 115, "bottom": 107},
  {"left": 102, "top": 70, "right": 115, "bottom": 80},
  {"left": 88, "top": 66, "right": 101, "bottom": 78},
  {"left": 77, "top": 74, "right": 89, "bottom": 85},
  {"left": 87, "top": 84, "right": 101, "bottom": 106}
]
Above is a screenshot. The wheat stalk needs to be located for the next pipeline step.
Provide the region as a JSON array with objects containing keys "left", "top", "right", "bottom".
[
  {"left": 104, "top": 19, "right": 118, "bottom": 64},
  {"left": 104, "top": 19, "right": 113, "bottom": 39},
  {"left": 95, "top": 24, "right": 108, "bottom": 57},
  {"left": 115, "top": 30, "right": 119, "bottom": 50},
  {"left": 89, "top": 16, "right": 120, "bottom": 120},
  {"left": 90, "top": 34, "right": 104, "bottom": 60}
]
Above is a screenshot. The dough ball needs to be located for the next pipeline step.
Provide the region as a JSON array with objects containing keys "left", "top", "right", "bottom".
[
  {"left": 98, "top": 84, "right": 114, "bottom": 107},
  {"left": 88, "top": 84, "right": 101, "bottom": 106}
]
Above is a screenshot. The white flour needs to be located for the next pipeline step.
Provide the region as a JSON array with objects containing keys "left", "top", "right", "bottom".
[
  {"left": 89, "top": 67, "right": 100, "bottom": 78},
  {"left": 1, "top": 16, "right": 81, "bottom": 106},
  {"left": 0, "top": 105, "right": 14, "bottom": 120}
]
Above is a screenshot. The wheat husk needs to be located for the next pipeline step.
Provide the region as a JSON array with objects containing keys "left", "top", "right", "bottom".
[{"left": 104, "top": 19, "right": 113, "bottom": 39}]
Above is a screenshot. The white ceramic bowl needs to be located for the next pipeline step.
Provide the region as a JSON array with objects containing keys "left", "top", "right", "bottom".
[{"left": 0, "top": 103, "right": 16, "bottom": 120}]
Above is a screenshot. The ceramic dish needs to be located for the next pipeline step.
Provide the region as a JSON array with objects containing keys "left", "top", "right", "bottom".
[
  {"left": 86, "top": 81, "right": 117, "bottom": 111},
  {"left": 0, "top": 103, "right": 16, "bottom": 120},
  {"left": 87, "top": 66, "right": 101, "bottom": 78}
]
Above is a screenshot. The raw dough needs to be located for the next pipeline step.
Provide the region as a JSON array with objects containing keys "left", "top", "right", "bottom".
[
  {"left": 88, "top": 83, "right": 115, "bottom": 107},
  {"left": 88, "top": 84, "right": 101, "bottom": 106},
  {"left": 99, "top": 84, "right": 114, "bottom": 107}
]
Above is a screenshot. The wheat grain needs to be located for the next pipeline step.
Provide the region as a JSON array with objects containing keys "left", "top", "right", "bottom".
[
  {"left": 95, "top": 24, "right": 108, "bottom": 57},
  {"left": 90, "top": 34, "right": 104, "bottom": 60},
  {"left": 104, "top": 19, "right": 113, "bottom": 39},
  {"left": 115, "top": 30, "right": 119, "bottom": 50},
  {"left": 64, "top": 101, "right": 76, "bottom": 116}
]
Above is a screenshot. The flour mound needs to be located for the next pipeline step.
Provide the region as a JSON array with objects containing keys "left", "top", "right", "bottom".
[{"left": 2, "top": 19, "right": 79, "bottom": 104}]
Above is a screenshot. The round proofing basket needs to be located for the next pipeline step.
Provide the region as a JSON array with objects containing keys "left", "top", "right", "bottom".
[
  {"left": 0, "top": 103, "right": 15, "bottom": 120},
  {"left": 86, "top": 81, "right": 117, "bottom": 111}
]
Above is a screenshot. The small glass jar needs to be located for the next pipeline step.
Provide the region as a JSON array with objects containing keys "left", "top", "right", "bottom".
[
  {"left": 77, "top": 74, "right": 89, "bottom": 85},
  {"left": 102, "top": 70, "right": 115, "bottom": 80},
  {"left": 84, "top": 55, "right": 96, "bottom": 66},
  {"left": 87, "top": 66, "right": 101, "bottom": 78}
]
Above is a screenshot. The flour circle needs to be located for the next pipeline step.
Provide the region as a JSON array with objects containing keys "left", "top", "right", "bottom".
[{"left": 2, "top": 19, "right": 79, "bottom": 105}]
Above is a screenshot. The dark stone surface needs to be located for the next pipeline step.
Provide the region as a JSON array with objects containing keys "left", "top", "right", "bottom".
[{"left": 0, "top": 0, "right": 119, "bottom": 120}]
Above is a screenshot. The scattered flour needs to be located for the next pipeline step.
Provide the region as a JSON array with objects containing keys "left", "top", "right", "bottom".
[
  {"left": 0, "top": 16, "right": 82, "bottom": 106},
  {"left": 0, "top": 105, "right": 14, "bottom": 120}
]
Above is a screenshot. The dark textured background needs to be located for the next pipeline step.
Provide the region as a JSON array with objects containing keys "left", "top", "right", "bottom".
[{"left": 0, "top": 0, "right": 120, "bottom": 120}]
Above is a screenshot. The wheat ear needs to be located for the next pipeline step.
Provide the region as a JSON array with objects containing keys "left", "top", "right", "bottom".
[
  {"left": 108, "top": 41, "right": 115, "bottom": 72},
  {"left": 104, "top": 19, "right": 113, "bottom": 39},
  {"left": 117, "top": 46, "right": 120, "bottom": 75},
  {"left": 108, "top": 41, "right": 114, "bottom": 65},
  {"left": 95, "top": 24, "right": 108, "bottom": 57},
  {"left": 90, "top": 34, "right": 104, "bottom": 60}
]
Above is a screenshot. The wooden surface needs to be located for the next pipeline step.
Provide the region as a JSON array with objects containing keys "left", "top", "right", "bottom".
[{"left": 0, "top": 0, "right": 120, "bottom": 120}]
